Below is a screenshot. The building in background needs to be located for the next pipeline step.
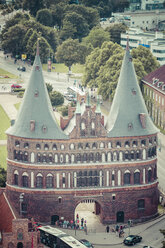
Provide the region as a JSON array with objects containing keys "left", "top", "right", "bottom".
[
  {"left": 127, "top": 0, "right": 165, "bottom": 11},
  {"left": 121, "top": 29, "right": 165, "bottom": 65},
  {"left": 141, "top": 64, "right": 165, "bottom": 131}
]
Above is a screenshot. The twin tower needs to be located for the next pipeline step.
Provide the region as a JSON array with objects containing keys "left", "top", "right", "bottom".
[{"left": 6, "top": 42, "right": 159, "bottom": 224}]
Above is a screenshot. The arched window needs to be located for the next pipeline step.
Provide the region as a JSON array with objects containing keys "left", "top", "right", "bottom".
[
  {"left": 60, "top": 154, "right": 63, "bottom": 163},
  {"left": 96, "top": 152, "right": 100, "bottom": 161},
  {"left": 46, "top": 174, "right": 53, "bottom": 188},
  {"left": 125, "top": 151, "right": 129, "bottom": 160},
  {"left": 15, "top": 140, "right": 20, "bottom": 147},
  {"left": 138, "top": 199, "right": 145, "bottom": 209},
  {"left": 77, "top": 153, "right": 81, "bottom": 162},
  {"left": 142, "top": 149, "right": 146, "bottom": 160},
  {"left": 81, "top": 122, "right": 85, "bottom": 136},
  {"left": 148, "top": 168, "right": 152, "bottom": 183},
  {"left": 44, "top": 144, "right": 49, "bottom": 150},
  {"left": 71, "top": 154, "right": 75, "bottom": 163},
  {"left": 83, "top": 153, "right": 87, "bottom": 162},
  {"left": 108, "top": 142, "right": 112, "bottom": 148},
  {"left": 37, "top": 153, "right": 41, "bottom": 163},
  {"left": 22, "top": 173, "right": 28, "bottom": 187},
  {"left": 24, "top": 143, "right": 29, "bottom": 149},
  {"left": 36, "top": 174, "right": 43, "bottom": 188},
  {"left": 141, "top": 139, "right": 146, "bottom": 146},
  {"left": 42, "top": 153, "right": 47, "bottom": 163},
  {"left": 78, "top": 143, "right": 83, "bottom": 150},
  {"left": 70, "top": 143, "right": 75, "bottom": 150},
  {"left": 85, "top": 143, "right": 90, "bottom": 149},
  {"left": 14, "top": 170, "right": 19, "bottom": 185},
  {"left": 116, "top": 141, "right": 121, "bottom": 148},
  {"left": 107, "top": 152, "right": 111, "bottom": 162},
  {"left": 92, "top": 143, "right": 97, "bottom": 149},
  {"left": 49, "top": 153, "right": 53, "bottom": 163},
  {"left": 24, "top": 152, "right": 28, "bottom": 162},
  {"left": 134, "top": 170, "right": 140, "bottom": 184},
  {"left": 113, "top": 152, "right": 117, "bottom": 161},
  {"left": 132, "top": 140, "right": 137, "bottom": 147},
  {"left": 102, "top": 153, "right": 106, "bottom": 162},
  {"left": 66, "top": 154, "right": 69, "bottom": 163},
  {"left": 130, "top": 151, "right": 134, "bottom": 160},
  {"left": 61, "top": 144, "right": 64, "bottom": 150},
  {"left": 136, "top": 150, "right": 140, "bottom": 159},
  {"left": 52, "top": 144, "right": 57, "bottom": 150},
  {"left": 36, "top": 144, "right": 41, "bottom": 150},
  {"left": 125, "top": 141, "right": 130, "bottom": 148},
  {"left": 100, "top": 142, "right": 105, "bottom": 149},
  {"left": 124, "top": 171, "right": 130, "bottom": 185}
]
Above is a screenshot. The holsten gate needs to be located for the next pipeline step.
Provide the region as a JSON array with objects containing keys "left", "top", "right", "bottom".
[{"left": 6, "top": 41, "right": 159, "bottom": 224}]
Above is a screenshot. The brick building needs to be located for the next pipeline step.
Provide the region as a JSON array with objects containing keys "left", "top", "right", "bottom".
[
  {"left": 5, "top": 41, "right": 159, "bottom": 226},
  {"left": 141, "top": 64, "right": 165, "bottom": 132}
]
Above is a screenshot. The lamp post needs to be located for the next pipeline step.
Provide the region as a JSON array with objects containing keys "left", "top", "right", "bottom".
[{"left": 19, "top": 193, "right": 24, "bottom": 218}]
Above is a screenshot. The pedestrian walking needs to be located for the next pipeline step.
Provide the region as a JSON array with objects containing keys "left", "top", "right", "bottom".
[{"left": 106, "top": 225, "right": 110, "bottom": 233}]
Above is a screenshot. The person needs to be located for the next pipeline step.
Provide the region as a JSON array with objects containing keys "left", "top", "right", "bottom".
[
  {"left": 106, "top": 225, "right": 110, "bottom": 233},
  {"left": 115, "top": 224, "right": 119, "bottom": 236}
]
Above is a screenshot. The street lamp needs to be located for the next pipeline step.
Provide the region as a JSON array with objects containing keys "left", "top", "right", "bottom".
[{"left": 19, "top": 193, "right": 24, "bottom": 218}]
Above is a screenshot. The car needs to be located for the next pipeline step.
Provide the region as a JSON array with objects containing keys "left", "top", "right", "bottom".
[
  {"left": 11, "top": 84, "right": 22, "bottom": 88},
  {"left": 79, "top": 239, "right": 94, "bottom": 248},
  {"left": 143, "top": 246, "right": 153, "bottom": 248},
  {"left": 123, "top": 235, "right": 142, "bottom": 246},
  {"left": 17, "top": 66, "right": 26, "bottom": 72}
]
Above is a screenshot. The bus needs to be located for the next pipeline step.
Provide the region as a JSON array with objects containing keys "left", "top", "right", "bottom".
[{"left": 38, "top": 226, "right": 87, "bottom": 248}]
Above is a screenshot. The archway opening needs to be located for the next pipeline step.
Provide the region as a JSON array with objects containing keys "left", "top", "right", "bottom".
[
  {"left": 74, "top": 199, "right": 102, "bottom": 230},
  {"left": 51, "top": 215, "right": 59, "bottom": 225},
  {"left": 116, "top": 211, "right": 124, "bottom": 223},
  {"left": 17, "top": 242, "right": 23, "bottom": 248}
]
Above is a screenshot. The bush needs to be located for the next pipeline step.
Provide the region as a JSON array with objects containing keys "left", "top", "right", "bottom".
[
  {"left": 17, "top": 91, "right": 24, "bottom": 98},
  {"left": 50, "top": 91, "right": 64, "bottom": 106},
  {"left": 13, "top": 88, "right": 25, "bottom": 93}
]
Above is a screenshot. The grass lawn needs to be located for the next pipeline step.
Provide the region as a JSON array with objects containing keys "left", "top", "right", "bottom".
[
  {"left": 14, "top": 102, "right": 21, "bottom": 110},
  {"left": 0, "top": 68, "right": 17, "bottom": 79},
  {"left": 42, "top": 63, "right": 84, "bottom": 74},
  {"left": 0, "top": 146, "right": 7, "bottom": 170},
  {"left": 0, "top": 105, "right": 10, "bottom": 140}
]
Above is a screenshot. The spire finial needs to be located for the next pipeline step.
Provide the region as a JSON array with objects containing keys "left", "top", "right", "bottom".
[
  {"left": 36, "top": 38, "right": 40, "bottom": 56},
  {"left": 126, "top": 36, "right": 129, "bottom": 51}
]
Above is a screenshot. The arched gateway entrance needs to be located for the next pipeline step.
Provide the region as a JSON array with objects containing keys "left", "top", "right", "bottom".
[{"left": 74, "top": 199, "right": 102, "bottom": 229}]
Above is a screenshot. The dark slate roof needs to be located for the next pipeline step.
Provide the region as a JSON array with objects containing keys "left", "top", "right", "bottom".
[
  {"left": 106, "top": 41, "right": 158, "bottom": 137},
  {"left": 6, "top": 43, "right": 68, "bottom": 140},
  {"left": 142, "top": 64, "right": 165, "bottom": 93}
]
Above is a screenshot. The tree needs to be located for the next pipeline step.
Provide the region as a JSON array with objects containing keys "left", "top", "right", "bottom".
[
  {"left": 55, "top": 38, "right": 86, "bottom": 70},
  {"left": 82, "top": 27, "right": 110, "bottom": 49},
  {"left": 1, "top": 24, "right": 26, "bottom": 56},
  {"left": 60, "top": 12, "right": 89, "bottom": 41},
  {"left": 22, "top": 0, "right": 46, "bottom": 16},
  {"left": 36, "top": 8, "right": 53, "bottom": 27},
  {"left": 131, "top": 45, "right": 160, "bottom": 74},
  {"left": 83, "top": 41, "right": 157, "bottom": 100},
  {"left": 105, "top": 23, "right": 128, "bottom": 44},
  {"left": 46, "top": 83, "right": 53, "bottom": 93},
  {"left": 0, "top": 167, "right": 6, "bottom": 187},
  {"left": 50, "top": 91, "right": 64, "bottom": 106},
  {"left": 160, "top": 229, "right": 165, "bottom": 248}
]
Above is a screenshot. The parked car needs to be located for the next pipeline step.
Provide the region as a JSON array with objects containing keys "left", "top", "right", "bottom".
[
  {"left": 11, "top": 84, "right": 22, "bottom": 88},
  {"left": 123, "top": 235, "right": 142, "bottom": 246},
  {"left": 143, "top": 246, "right": 153, "bottom": 248},
  {"left": 79, "top": 239, "right": 94, "bottom": 248},
  {"left": 17, "top": 66, "right": 26, "bottom": 72}
]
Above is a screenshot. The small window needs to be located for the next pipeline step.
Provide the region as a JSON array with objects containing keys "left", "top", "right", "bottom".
[
  {"left": 58, "top": 196, "right": 62, "bottom": 203},
  {"left": 42, "top": 125, "right": 47, "bottom": 133},
  {"left": 53, "top": 144, "right": 57, "bottom": 150},
  {"left": 36, "top": 144, "right": 41, "bottom": 150},
  {"left": 24, "top": 143, "right": 29, "bottom": 149},
  {"left": 61, "top": 144, "right": 64, "bottom": 150},
  {"left": 15, "top": 140, "right": 20, "bottom": 147},
  {"left": 138, "top": 199, "right": 145, "bottom": 209},
  {"left": 44, "top": 144, "right": 49, "bottom": 150},
  {"left": 70, "top": 143, "right": 75, "bottom": 150},
  {"left": 112, "top": 194, "right": 116, "bottom": 200}
]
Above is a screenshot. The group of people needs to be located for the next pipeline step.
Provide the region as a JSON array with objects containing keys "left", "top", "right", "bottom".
[
  {"left": 55, "top": 214, "right": 87, "bottom": 233},
  {"left": 106, "top": 224, "right": 125, "bottom": 238}
]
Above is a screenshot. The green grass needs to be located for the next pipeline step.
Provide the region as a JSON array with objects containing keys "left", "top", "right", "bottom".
[
  {"left": 0, "top": 146, "right": 7, "bottom": 170},
  {"left": 14, "top": 102, "right": 21, "bottom": 110},
  {"left": 0, "top": 68, "right": 17, "bottom": 80},
  {"left": 0, "top": 105, "right": 10, "bottom": 140},
  {"left": 42, "top": 63, "right": 84, "bottom": 74}
]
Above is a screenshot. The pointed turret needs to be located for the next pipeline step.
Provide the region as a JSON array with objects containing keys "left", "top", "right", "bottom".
[
  {"left": 95, "top": 95, "right": 101, "bottom": 114},
  {"left": 86, "top": 91, "right": 91, "bottom": 107},
  {"left": 106, "top": 39, "right": 158, "bottom": 137},
  {"left": 6, "top": 40, "right": 68, "bottom": 140}
]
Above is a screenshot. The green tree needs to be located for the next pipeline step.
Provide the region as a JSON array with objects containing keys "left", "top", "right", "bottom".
[
  {"left": 131, "top": 45, "right": 160, "bottom": 74},
  {"left": 46, "top": 83, "right": 53, "bottom": 93},
  {"left": 23, "top": 0, "right": 45, "bottom": 16},
  {"left": 36, "top": 8, "right": 53, "bottom": 27},
  {"left": 82, "top": 27, "right": 110, "bottom": 48},
  {"left": 105, "top": 23, "right": 128, "bottom": 44},
  {"left": 51, "top": 3, "right": 66, "bottom": 29},
  {"left": 0, "top": 167, "right": 6, "bottom": 187},
  {"left": 50, "top": 91, "right": 64, "bottom": 106},
  {"left": 1, "top": 24, "right": 26, "bottom": 56},
  {"left": 55, "top": 38, "right": 85, "bottom": 70},
  {"left": 61, "top": 12, "right": 89, "bottom": 40}
]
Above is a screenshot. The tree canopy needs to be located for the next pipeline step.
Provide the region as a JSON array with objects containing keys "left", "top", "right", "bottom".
[
  {"left": 105, "top": 23, "right": 128, "bottom": 44},
  {"left": 83, "top": 41, "right": 159, "bottom": 100}
]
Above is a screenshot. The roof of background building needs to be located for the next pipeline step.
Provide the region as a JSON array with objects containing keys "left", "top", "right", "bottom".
[
  {"left": 106, "top": 41, "right": 158, "bottom": 137},
  {"left": 6, "top": 42, "right": 68, "bottom": 140},
  {"left": 142, "top": 64, "right": 165, "bottom": 93}
]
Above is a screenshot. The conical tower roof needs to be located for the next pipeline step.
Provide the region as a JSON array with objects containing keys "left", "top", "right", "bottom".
[
  {"left": 106, "top": 41, "right": 158, "bottom": 137},
  {"left": 6, "top": 41, "right": 68, "bottom": 140}
]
